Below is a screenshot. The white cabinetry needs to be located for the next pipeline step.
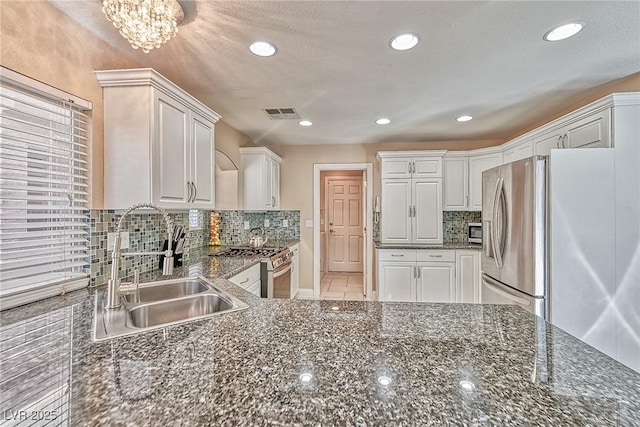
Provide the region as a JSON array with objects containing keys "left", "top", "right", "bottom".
[
  {"left": 443, "top": 156, "right": 469, "bottom": 211},
  {"left": 378, "top": 261, "right": 416, "bottom": 302},
  {"left": 240, "top": 147, "right": 282, "bottom": 210},
  {"left": 416, "top": 250, "right": 455, "bottom": 303},
  {"left": 290, "top": 243, "right": 300, "bottom": 298},
  {"left": 534, "top": 108, "right": 611, "bottom": 156},
  {"left": 503, "top": 139, "right": 533, "bottom": 164},
  {"left": 378, "top": 152, "right": 445, "bottom": 245},
  {"left": 229, "top": 263, "right": 262, "bottom": 297},
  {"left": 456, "top": 250, "right": 480, "bottom": 303},
  {"left": 468, "top": 151, "right": 502, "bottom": 211},
  {"left": 97, "top": 68, "right": 220, "bottom": 210}
]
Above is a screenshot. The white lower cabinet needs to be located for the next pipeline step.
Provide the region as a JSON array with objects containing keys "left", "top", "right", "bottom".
[
  {"left": 455, "top": 250, "right": 480, "bottom": 303},
  {"left": 377, "top": 249, "right": 476, "bottom": 303},
  {"left": 290, "top": 243, "right": 300, "bottom": 298},
  {"left": 229, "top": 263, "right": 261, "bottom": 297}
]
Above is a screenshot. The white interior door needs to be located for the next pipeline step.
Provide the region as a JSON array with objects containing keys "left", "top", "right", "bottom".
[{"left": 328, "top": 179, "right": 363, "bottom": 272}]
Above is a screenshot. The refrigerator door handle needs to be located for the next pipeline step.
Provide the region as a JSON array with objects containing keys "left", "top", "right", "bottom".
[
  {"left": 482, "top": 274, "right": 531, "bottom": 306},
  {"left": 491, "top": 177, "right": 504, "bottom": 269}
]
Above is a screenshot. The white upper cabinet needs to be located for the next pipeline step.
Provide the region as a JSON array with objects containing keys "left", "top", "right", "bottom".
[
  {"left": 380, "top": 152, "right": 443, "bottom": 179},
  {"left": 503, "top": 139, "right": 533, "bottom": 164},
  {"left": 443, "top": 156, "right": 469, "bottom": 211},
  {"left": 534, "top": 129, "right": 564, "bottom": 156},
  {"left": 534, "top": 107, "right": 611, "bottom": 156},
  {"left": 240, "top": 147, "right": 282, "bottom": 210},
  {"left": 378, "top": 151, "right": 445, "bottom": 245},
  {"left": 468, "top": 151, "right": 502, "bottom": 211},
  {"left": 97, "top": 68, "right": 220, "bottom": 210}
]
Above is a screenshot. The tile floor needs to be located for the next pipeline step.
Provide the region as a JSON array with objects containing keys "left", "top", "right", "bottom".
[{"left": 320, "top": 272, "right": 365, "bottom": 301}]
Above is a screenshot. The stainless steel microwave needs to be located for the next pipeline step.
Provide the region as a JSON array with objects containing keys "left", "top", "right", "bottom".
[{"left": 468, "top": 223, "right": 482, "bottom": 244}]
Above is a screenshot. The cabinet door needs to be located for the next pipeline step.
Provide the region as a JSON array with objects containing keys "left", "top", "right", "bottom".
[
  {"left": 154, "top": 93, "right": 189, "bottom": 207},
  {"left": 264, "top": 157, "right": 274, "bottom": 209},
  {"left": 413, "top": 179, "right": 443, "bottom": 244},
  {"left": 513, "top": 140, "right": 533, "bottom": 160},
  {"left": 271, "top": 158, "right": 280, "bottom": 209},
  {"left": 190, "top": 113, "right": 215, "bottom": 209},
  {"left": 380, "top": 180, "right": 412, "bottom": 244},
  {"left": 565, "top": 109, "right": 610, "bottom": 149},
  {"left": 378, "top": 261, "right": 416, "bottom": 302},
  {"left": 412, "top": 157, "right": 442, "bottom": 178},
  {"left": 456, "top": 250, "right": 480, "bottom": 303},
  {"left": 533, "top": 130, "right": 563, "bottom": 156},
  {"left": 291, "top": 253, "right": 299, "bottom": 298},
  {"left": 416, "top": 262, "right": 455, "bottom": 303},
  {"left": 443, "top": 157, "right": 468, "bottom": 211},
  {"left": 381, "top": 158, "right": 412, "bottom": 179},
  {"left": 468, "top": 153, "right": 502, "bottom": 211}
]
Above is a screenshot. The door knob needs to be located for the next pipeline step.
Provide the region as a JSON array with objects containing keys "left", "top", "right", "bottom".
[{"left": 329, "top": 229, "right": 334, "bottom": 233}]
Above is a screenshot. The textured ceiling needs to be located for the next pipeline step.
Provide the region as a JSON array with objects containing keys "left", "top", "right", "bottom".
[{"left": 50, "top": 1, "right": 640, "bottom": 145}]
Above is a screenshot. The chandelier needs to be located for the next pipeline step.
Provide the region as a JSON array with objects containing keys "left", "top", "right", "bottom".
[{"left": 101, "top": 0, "right": 183, "bottom": 53}]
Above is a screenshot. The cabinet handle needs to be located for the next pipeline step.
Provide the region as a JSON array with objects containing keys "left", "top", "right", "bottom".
[
  {"left": 391, "top": 254, "right": 404, "bottom": 257},
  {"left": 272, "top": 196, "right": 276, "bottom": 206},
  {"left": 408, "top": 206, "right": 412, "bottom": 217},
  {"left": 556, "top": 136, "right": 561, "bottom": 149},
  {"left": 187, "top": 181, "right": 193, "bottom": 203},
  {"left": 465, "top": 195, "right": 469, "bottom": 207},
  {"left": 413, "top": 206, "right": 416, "bottom": 217},
  {"left": 193, "top": 183, "right": 197, "bottom": 202},
  {"left": 411, "top": 162, "right": 415, "bottom": 174},
  {"left": 413, "top": 266, "right": 417, "bottom": 278},
  {"left": 240, "top": 278, "right": 249, "bottom": 284},
  {"left": 561, "top": 134, "right": 568, "bottom": 149},
  {"left": 429, "top": 254, "right": 443, "bottom": 258},
  {"left": 417, "top": 267, "right": 421, "bottom": 278}
]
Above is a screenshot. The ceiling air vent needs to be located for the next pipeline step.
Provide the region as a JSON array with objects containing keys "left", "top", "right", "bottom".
[{"left": 262, "top": 107, "right": 300, "bottom": 120}]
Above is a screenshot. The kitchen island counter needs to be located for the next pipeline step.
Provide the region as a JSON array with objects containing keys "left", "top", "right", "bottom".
[{"left": 1, "top": 249, "right": 639, "bottom": 426}]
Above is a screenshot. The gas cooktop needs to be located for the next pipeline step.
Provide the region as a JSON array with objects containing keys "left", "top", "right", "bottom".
[{"left": 211, "top": 247, "right": 286, "bottom": 258}]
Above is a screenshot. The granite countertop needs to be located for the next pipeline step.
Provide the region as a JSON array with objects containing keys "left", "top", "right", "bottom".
[
  {"left": 375, "top": 240, "right": 483, "bottom": 250},
  {"left": 1, "top": 249, "right": 639, "bottom": 425}
]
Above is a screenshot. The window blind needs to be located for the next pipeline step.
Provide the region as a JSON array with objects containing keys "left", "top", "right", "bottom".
[{"left": 0, "top": 74, "right": 91, "bottom": 310}]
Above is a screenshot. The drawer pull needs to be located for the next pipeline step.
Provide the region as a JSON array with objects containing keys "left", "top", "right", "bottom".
[
  {"left": 391, "top": 254, "right": 404, "bottom": 257},
  {"left": 240, "top": 278, "right": 250, "bottom": 284},
  {"left": 429, "top": 255, "right": 443, "bottom": 258}
]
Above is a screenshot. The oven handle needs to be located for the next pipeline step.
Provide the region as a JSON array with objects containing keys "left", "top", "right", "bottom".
[{"left": 273, "top": 262, "right": 292, "bottom": 278}]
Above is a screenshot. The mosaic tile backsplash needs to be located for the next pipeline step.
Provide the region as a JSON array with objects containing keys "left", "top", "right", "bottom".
[
  {"left": 443, "top": 211, "right": 482, "bottom": 242},
  {"left": 88, "top": 209, "right": 300, "bottom": 287},
  {"left": 216, "top": 210, "right": 300, "bottom": 246},
  {"left": 374, "top": 211, "right": 481, "bottom": 243}
]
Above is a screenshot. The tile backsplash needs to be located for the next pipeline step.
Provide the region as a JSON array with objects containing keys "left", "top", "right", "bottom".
[
  {"left": 443, "top": 211, "right": 482, "bottom": 242},
  {"left": 89, "top": 209, "right": 300, "bottom": 287}
]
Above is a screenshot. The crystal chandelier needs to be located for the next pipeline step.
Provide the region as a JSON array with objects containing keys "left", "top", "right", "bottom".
[{"left": 101, "top": 0, "right": 183, "bottom": 53}]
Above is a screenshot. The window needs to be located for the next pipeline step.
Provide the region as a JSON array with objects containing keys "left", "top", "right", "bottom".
[{"left": 0, "top": 68, "right": 92, "bottom": 310}]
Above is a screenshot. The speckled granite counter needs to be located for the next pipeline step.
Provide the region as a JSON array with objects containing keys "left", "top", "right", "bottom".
[
  {"left": 1, "top": 248, "right": 639, "bottom": 426},
  {"left": 375, "top": 240, "right": 482, "bottom": 250}
]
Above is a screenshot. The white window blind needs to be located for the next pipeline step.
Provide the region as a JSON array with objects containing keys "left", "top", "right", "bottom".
[{"left": 0, "top": 71, "right": 91, "bottom": 310}]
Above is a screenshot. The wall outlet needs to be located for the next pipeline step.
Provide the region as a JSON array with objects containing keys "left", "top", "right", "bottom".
[
  {"left": 244, "top": 221, "right": 250, "bottom": 230},
  {"left": 107, "top": 231, "right": 129, "bottom": 250},
  {"left": 305, "top": 219, "right": 313, "bottom": 228},
  {"left": 282, "top": 219, "right": 289, "bottom": 227},
  {"left": 264, "top": 219, "right": 270, "bottom": 228}
]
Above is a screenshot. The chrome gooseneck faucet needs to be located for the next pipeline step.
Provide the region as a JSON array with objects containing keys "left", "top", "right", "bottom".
[{"left": 105, "top": 203, "right": 175, "bottom": 310}]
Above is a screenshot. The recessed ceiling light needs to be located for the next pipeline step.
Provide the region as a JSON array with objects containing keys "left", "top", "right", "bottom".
[
  {"left": 299, "top": 120, "right": 313, "bottom": 126},
  {"left": 389, "top": 33, "right": 420, "bottom": 51},
  {"left": 376, "top": 118, "right": 391, "bottom": 125},
  {"left": 456, "top": 115, "right": 473, "bottom": 122},
  {"left": 543, "top": 22, "right": 585, "bottom": 42},
  {"left": 249, "top": 41, "right": 277, "bottom": 57}
]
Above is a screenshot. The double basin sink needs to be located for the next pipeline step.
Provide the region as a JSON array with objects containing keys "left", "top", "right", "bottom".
[{"left": 94, "top": 277, "right": 249, "bottom": 341}]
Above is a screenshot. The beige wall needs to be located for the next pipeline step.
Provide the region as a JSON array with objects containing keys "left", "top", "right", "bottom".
[{"left": 0, "top": 1, "right": 256, "bottom": 209}]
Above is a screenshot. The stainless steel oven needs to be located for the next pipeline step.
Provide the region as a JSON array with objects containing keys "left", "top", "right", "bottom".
[{"left": 271, "top": 260, "right": 292, "bottom": 299}]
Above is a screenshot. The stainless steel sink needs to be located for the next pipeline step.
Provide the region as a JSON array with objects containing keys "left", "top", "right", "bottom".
[
  {"left": 128, "top": 294, "right": 234, "bottom": 328},
  {"left": 122, "top": 278, "right": 209, "bottom": 303},
  {"left": 93, "top": 276, "right": 248, "bottom": 341}
]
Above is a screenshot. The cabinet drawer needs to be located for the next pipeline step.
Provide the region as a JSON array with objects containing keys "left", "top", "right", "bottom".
[
  {"left": 377, "top": 250, "right": 417, "bottom": 262},
  {"left": 229, "top": 263, "right": 261, "bottom": 289},
  {"left": 416, "top": 250, "right": 455, "bottom": 262}
]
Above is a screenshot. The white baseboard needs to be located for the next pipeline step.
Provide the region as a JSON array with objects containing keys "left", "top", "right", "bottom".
[{"left": 295, "top": 289, "right": 316, "bottom": 300}]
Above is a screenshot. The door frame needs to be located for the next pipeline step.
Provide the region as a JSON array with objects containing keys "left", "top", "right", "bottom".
[{"left": 313, "top": 163, "right": 373, "bottom": 300}]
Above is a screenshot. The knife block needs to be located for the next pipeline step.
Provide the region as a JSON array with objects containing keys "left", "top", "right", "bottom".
[{"left": 159, "top": 239, "right": 183, "bottom": 269}]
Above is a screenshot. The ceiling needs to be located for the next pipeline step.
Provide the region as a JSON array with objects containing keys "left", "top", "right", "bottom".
[{"left": 50, "top": 1, "right": 640, "bottom": 146}]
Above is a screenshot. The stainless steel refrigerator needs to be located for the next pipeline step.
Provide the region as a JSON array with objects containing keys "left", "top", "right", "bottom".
[{"left": 481, "top": 156, "right": 547, "bottom": 318}]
